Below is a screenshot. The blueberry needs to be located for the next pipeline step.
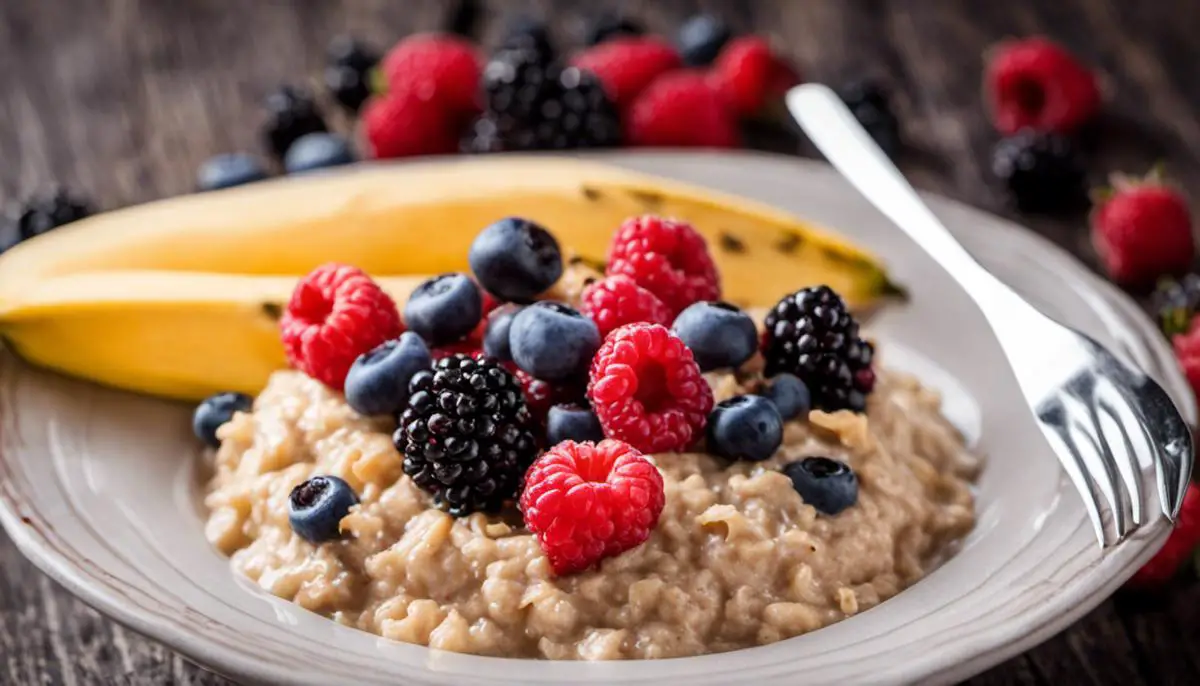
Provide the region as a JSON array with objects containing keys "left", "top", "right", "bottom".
[
  {"left": 764, "top": 373, "right": 811, "bottom": 420},
  {"left": 193, "top": 392, "right": 253, "bottom": 448},
  {"left": 671, "top": 301, "right": 758, "bottom": 372},
  {"left": 196, "top": 153, "right": 268, "bottom": 191},
  {"left": 403, "top": 273, "right": 483, "bottom": 347},
  {"left": 547, "top": 404, "right": 605, "bottom": 445},
  {"left": 287, "top": 475, "right": 359, "bottom": 544},
  {"left": 344, "top": 332, "right": 432, "bottom": 416},
  {"left": 782, "top": 457, "right": 858, "bottom": 516},
  {"left": 509, "top": 301, "right": 600, "bottom": 382},
  {"left": 586, "top": 14, "right": 644, "bottom": 45},
  {"left": 705, "top": 395, "right": 783, "bottom": 462},
  {"left": 468, "top": 217, "right": 564, "bottom": 304},
  {"left": 483, "top": 304, "right": 523, "bottom": 362},
  {"left": 284, "top": 132, "right": 356, "bottom": 174},
  {"left": 262, "top": 85, "right": 328, "bottom": 159},
  {"left": 678, "top": 14, "right": 732, "bottom": 67}
]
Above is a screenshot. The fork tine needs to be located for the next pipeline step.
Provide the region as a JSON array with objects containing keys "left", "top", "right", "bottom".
[
  {"left": 1097, "top": 393, "right": 1145, "bottom": 527},
  {"left": 1059, "top": 382, "right": 1131, "bottom": 540},
  {"left": 1037, "top": 400, "right": 1120, "bottom": 547}
]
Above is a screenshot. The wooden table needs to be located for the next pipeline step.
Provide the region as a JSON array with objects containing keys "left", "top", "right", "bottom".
[{"left": 2, "top": 1, "right": 1198, "bottom": 684}]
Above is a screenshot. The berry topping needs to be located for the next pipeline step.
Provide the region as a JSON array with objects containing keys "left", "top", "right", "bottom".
[
  {"left": 1126, "top": 482, "right": 1200, "bottom": 587},
  {"left": 482, "top": 304, "right": 523, "bottom": 362},
  {"left": 192, "top": 392, "right": 252, "bottom": 448},
  {"left": 546, "top": 403, "right": 605, "bottom": 446},
  {"left": 709, "top": 36, "right": 800, "bottom": 118},
  {"left": 585, "top": 14, "right": 644, "bottom": 46},
  {"left": 763, "top": 373, "right": 812, "bottom": 421},
  {"left": 324, "top": 36, "right": 380, "bottom": 113},
  {"left": 783, "top": 457, "right": 859, "bottom": 516},
  {"left": 510, "top": 301, "right": 602, "bottom": 382},
  {"left": 587, "top": 322, "right": 714, "bottom": 454},
  {"left": 1153, "top": 274, "right": 1200, "bottom": 337},
  {"left": 762, "top": 286, "right": 875, "bottom": 413},
  {"left": 607, "top": 215, "right": 721, "bottom": 316},
  {"left": 379, "top": 33, "right": 482, "bottom": 118},
  {"left": 517, "top": 370, "right": 587, "bottom": 425},
  {"left": 520, "top": 439, "right": 665, "bottom": 575},
  {"left": 196, "top": 153, "right": 268, "bottom": 192},
  {"left": 985, "top": 37, "right": 1100, "bottom": 136},
  {"left": 991, "top": 130, "right": 1086, "bottom": 214},
  {"left": 706, "top": 395, "right": 784, "bottom": 462},
  {"left": 677, "top": 14, "right": 732, "bottom": 67},
  {"left": 3, "top": 188, "right": 93, "bottom": 250},
  {"left": 283, "top": 133, "right": 356, "bottom": 174},
  {"left": 628, "top": 71, "right": 740, "bottom": 149},
  {"left": 261, "top": 86, "right": 328, "bottom": 159},
  {"left": 344, "top": 332, "right": 433, "bottom": 416},
  {"left": 1091, "top": 170, "right": 1194, "bottom": 286},
  {"left": 671, "top": 301, "right": 758, "bottom": 372},
  {"left": 403, "top": 273, "right": 483, "bottom": 347},
  {"left": 395, "top": 355, "right": 538, "bottom": 516},
  {"left": 288, "top": 475, "right": 360, "bottom": 544},
  {"left": 838, "top": 80, "right": 901, "bottom": 157},
  {"left": 570, "top": 37, "right": 682, "bottom": 111},
  {"left": 280, "top": 263, "right": 403, "bottom": 391},
  {"left": 580, "top": 274, "right": 673, "bottom": 339},
  {"left": 468, "top": 217, "right": 564, "bottom": 303},
  {"left": 362, "top": 91, "right": 461, "bottom": 159}
]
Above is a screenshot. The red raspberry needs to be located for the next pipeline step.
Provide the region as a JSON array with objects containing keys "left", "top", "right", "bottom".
[
  {"left": 708, "top": 36, "right": 800, "bottom": 118},
  {"left": 280, "top": 263, "right": 403, "bottom": 391},
  {"left": 517, "top": 369, "right": 586, "bottom": 424},
  {"left": 1126, "top": 483, "right": 1200, "bottom": 588},
  {"left": 379, "top": 33, "right": 482, "bottom": 117},
  {"left": 587, "top": 323, "right": 713, "bottom": 454},
  {"left": 520, "top": 439, "right": 665, "bottom": 575},
  {"left": 1090, "top": 171, "right": 1194, "bottom": 286},
  {"left": 1172, "top": 318, "right": 1200, "bottom": 399},
  {"left": 606, "top": 215, "right": 721, "bottom": 316},
  {"left": 570, "top": 37, "right": 683, "bottom": 111},
  {"left": 580, "top": 275, "right": 673, "bottom": 339},
  {"left": 628, "top": 71, "right": 739, "bottom": 149},
  {"left": 362, "top": 92, "right": 460, "bottom": 159},
  {"left": 985, "top": 37, "right": 1100, "bottom": 136}
]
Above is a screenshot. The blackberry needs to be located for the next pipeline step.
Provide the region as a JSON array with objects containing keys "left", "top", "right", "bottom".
[
  {"left": 2, "top": 188, "right": 92, "bottom": 251},
  {"left": 444, "top": 0, "right": 482, "bottom": 39},
  {"left": 991, "top": 130, "right": 1086, "bottom": 214},
  {"left": 762, "top": 286, "right": 876, "bottom": 413},
  {"left": 1153, "top": 273, "right": 1200, "bottom": 336},
  {"left": 838, "top": 79, "right": 901, "bottom": 157},
  {"left": 324, "top": 37, "right": 380, "bottom": 113},
  {"left": 394, "top": 354, "right": 538, "bottom": 517},
  {"left": 499, "top": 15, "right": 555, "bottom": 64},
  {"left": 262, "top": 86, "right": 329, "bottom": 159}
]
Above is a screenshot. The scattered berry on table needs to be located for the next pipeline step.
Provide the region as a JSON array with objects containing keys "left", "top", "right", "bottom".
[
  {"left": 283, "top": 133, "right": 356, "bottom": 174},
  {"left": 261, "top": 86, "right": 328, "bottom": 159},
  {"left": 588, "top": 322, "right": 714, "bottom": 454},
  {"left": 1172, "top": 318, "right": 1200, "bottom": 400},
  {"left": 580, "top": 274, "right": 673, "bottom": 339},
  {"left": 706, "top": 395, "right": 784, "bottom": 462},
  {"left": 1090, "top": 169, "right": 1194, "bottom": 286},
  {"left": 500, "top": 15, "right": 556, "bottom": 64},
  {"left": 838, "top": 79, "right": 901, "bottom": 157},
  {"left": 196, "top": 153, "right": 268, "bottom": 191},
  {"left": 1153, "top": 274, "right": 1200, "bottom": 337},
  {"left": 606, "top": 214, "right": 721, "bottom": 317},
  {"left": 764, "top": 373, "right": 811, "bottom": 421},
  {"left": 279, "top": 263, "right": 403, "bottom": 391},
  {"left": 482, "top": 304, "right": 523, "bottom": 362},
  {"left": 585, "top": 13, "right": 644, "bottom": 46},
  {"left": 509, "top": 301, "right": 601, "bottom": 382},
  {"left": 671, "top": 301, "right": 758, "bottom": 372},
  {"left": 991, "top": 129, "right": 1086, "bottom": 214},
  {"left": 324, "top": 36, "right": 380, "bottom": 113},
  {"left": 520, "top": 439, "right": 665, "bottom": 575},
  {"left": 468, "top": 217, "right": 564, "bottom": 303},
  {"left": 403, "top": 273, "right": 483, "bottom": 347},
  {"left": 379, "top": 33, "right": 482, "bottom": 118},
  {"left": 395, "top": 354, "right": 538, "bottom": 516},
  {"left": 985, "top": 36, "right": 1100, "bottom": 136},
  {"left": 570, "top": 36, "right": 682, "bottom": 111},
  {"left": 677, "top": 14, "right": 732, "bottom": 67},
  {"left": 192, "top": 392, "right": 253, "bottom": 448},
  {"left": 362, "top": 91, "right": 461, "bottom": 158},
  {"left": 783, "top": 457, "right": 859, "bottom": 515},
  {"left": 517, "top": 369, "right": 587, "bottom": 425},
  {"left": 344, "top": 332, "right": 433, "bottom": 416},
  {"left": 628, "top": 70, "right": 740, "bottom": 149},
  {"left": 546, "top": 403, "right": 606, "bottom": 445},
  {"left": 3, "top": 188, "right": 93, "bottom": 250},
  {"left": 287, "top": 475, "right": 360, "bottom": 544},
  {"left": 709, "top": 36, "right": 800, "bottom": 118},
  {"left": 1125, "top": 482, "right": 1200, "bottom": 588},
  {"left": 762, "top": 285, "right": 875, "bottom": 413}
]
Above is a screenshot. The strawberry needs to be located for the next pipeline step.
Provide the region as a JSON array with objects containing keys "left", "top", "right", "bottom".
[
  {"left": 1126, "top": 483, "right": 1200, "bottom": 588},
  {"left": 570, "top": 36, "right": 683, "bottom": 111},
  {"left": 361, "top": 92, "right": 459, "bottom": 159},
  {"left": 1090, "top": 168, "right": 1195, "bottom": 286},
  {"left": 1173, "top": 317, "right": 1200, "bottom": 399},
  {"left": 628, "top": 71, "right": 739, "bottom": 148},
  {"left": 378, "top": 33, "right": 482, "bottom": 118},
  {"left": 984, "top": 36, "right": 1101, "bottom": 136},
  {"left": 708, "top": 36, "right": 800, "bottom": 118}
]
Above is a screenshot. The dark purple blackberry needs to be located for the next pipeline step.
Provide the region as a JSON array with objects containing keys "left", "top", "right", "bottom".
[
  {"left": 324, "top": 37, "right": 380, "bottom": 113},
  {"left": 262, "top": 86, "right": 329, "bottom": 159},
  {"left": 1153, "top": 273, "right": 1200, "bottom": 337},
  {"left": 838, "top": 79, "right": 901, "bottom": 157},
  {"left": 2, "top": 188, "right": 92, "bottom": 251},
  {"left": 991, "top": 130, "right": 1086, "bottom": 214},
  {"left": 394, "top": 354, "right": 538, "bottom": 517},
  {"left": 762, "top": 286, "right": 876, "bottom": 413}
]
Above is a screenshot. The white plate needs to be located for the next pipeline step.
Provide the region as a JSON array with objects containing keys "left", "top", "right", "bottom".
[{"left": 0, "top": 151, "right": 1190, "bottom": 686}]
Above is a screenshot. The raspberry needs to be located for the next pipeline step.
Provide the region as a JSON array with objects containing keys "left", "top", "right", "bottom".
[
  {"left": 628, "top": 71, "right": 739, "bottom": 149},
  {"left": 280, "top": 263, "right": 403, "bottom": 391},
  {"left": 517, "top": 369, "right": 586, "bottom": 424},
  {"left": 708, "top": 36, "right": 800, "bottom": 117},
  {"left": 1172, "top": 318, "right": 1200, "bottom": 400},
  {"left": 362, "top": 92, "right": 460, "bottom": 159},
  {"left": 520, "top": 439, "right": 665, "bottom": 575},
  {"left": 570, "top": 36, "right": 683, "bottom": 111},
  {"left": 587, "top": 323, "right": 713, "bottom": 454},
  {"left": 580, "top": 275, "right": 673, "bottom": 339},
  {"left": 1126, "top": 483, "right": 1200, "bottom": 588},
  {"left": 1091, "top": 170, "right": 1194, "bottom": 286},
  {"left": 379, "top": 33, "right": 482, "bottom": 117},
  {"left": 985, "top": 37, "right": 1101, "bottom": 136},
  {"left": 606, "top": 215, "right": 721, "bottom": 316}
]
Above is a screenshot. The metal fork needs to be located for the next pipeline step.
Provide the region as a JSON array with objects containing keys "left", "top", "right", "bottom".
[{"left": 787, "top": 83, "right": 1193, "bottom": 547}]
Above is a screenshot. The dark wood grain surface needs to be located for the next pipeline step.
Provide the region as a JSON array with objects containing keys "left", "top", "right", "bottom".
[{"left": 2, "top": 1, "right": 1199, "bottom": 684}]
